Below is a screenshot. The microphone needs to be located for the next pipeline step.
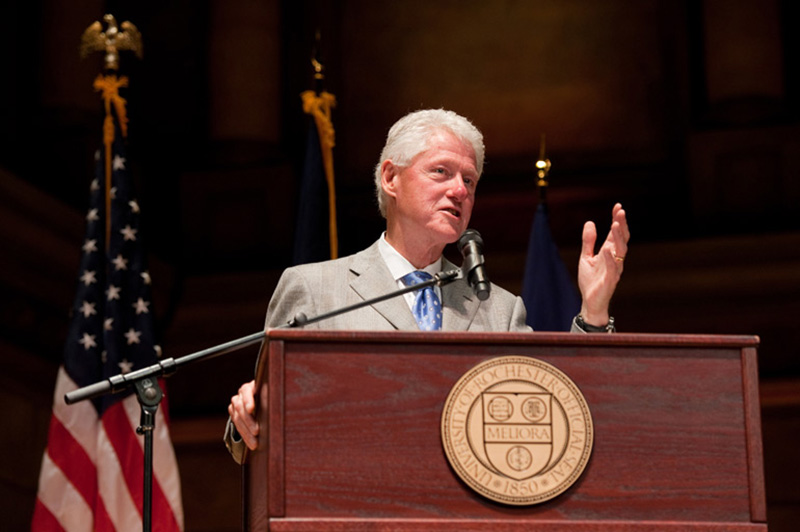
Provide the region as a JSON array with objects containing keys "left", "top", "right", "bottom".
[{"left": 457, "top": 229, "right": 491, "bottom": 301}]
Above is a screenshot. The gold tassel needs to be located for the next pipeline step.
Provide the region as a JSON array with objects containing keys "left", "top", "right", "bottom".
[
  {"left": 93, "top": 74, "right": 129, "bottom": 248},
  {"left": 301, "top": 90, "right": 338, "bottom": 259}
]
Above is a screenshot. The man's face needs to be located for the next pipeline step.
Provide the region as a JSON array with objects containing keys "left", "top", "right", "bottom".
[{"left": 385, "top": 130, "right": 479, "bottom": 249}]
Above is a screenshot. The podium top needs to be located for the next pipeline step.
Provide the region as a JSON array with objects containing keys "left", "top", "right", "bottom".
[{"left": 264, "top": 329, "right": 760, "bottom": 348}]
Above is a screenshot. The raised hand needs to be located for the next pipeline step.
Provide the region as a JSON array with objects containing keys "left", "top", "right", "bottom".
[{"left": 577, "top": 203, "right": 630, "bottom": 326}]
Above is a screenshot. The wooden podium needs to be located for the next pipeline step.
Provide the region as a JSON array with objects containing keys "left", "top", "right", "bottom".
[{"left": 245, "top": 330, "right": 766, "bottom": 531}]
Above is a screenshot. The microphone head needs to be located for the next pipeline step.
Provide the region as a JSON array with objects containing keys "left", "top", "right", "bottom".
[
  {"left": 457, "top": 228, "right": 491, "bottom": 301},
  {"left": 457, "top": 228, "right": 483, "bottom": 252}
]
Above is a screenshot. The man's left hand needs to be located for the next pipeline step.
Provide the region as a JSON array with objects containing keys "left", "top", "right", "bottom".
[{"left": 577, "top": 203, "right": 630, "bottom": 326}]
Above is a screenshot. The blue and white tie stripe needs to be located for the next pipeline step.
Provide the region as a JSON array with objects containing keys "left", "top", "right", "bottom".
[{"left": 401, "top": 270, "right": 442, "bottom": 331}]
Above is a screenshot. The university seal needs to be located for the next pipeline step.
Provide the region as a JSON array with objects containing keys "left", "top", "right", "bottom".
[{"left": 440, "top": 356, "right": 593, "bottom": 505}]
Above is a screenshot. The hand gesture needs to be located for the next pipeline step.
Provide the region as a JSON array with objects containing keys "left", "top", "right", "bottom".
[{"left": 577, "top": 203, "right": 630, "bottom": 326}]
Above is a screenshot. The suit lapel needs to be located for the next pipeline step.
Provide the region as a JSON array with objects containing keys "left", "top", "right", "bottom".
[
  {"left": 347, "top": 243, "right": 480, "bottom": 331},
  {"left": 349, "top": 242, "right": 418, "bottom": 331},
  {"left": 440, "top": 257, "right": 479, "bottom": 331}
]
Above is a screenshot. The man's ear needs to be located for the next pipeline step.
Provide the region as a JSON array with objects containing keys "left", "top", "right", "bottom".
[{"left": 380, "top": 160, "right": 399, "bottom": 199}]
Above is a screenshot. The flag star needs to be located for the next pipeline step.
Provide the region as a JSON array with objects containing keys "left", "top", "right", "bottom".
[
  {"left": 129, "top": 199, "right": 140, "bottom": 213},
  {"left": 112, "top": 254, "right": 128, "bottom": 271},
  {"left": 133, "top": 298, "right": 150, "bottom": 315},
  {"left": 80, "top": 270, "right": 97, "bottom": 286},
  {"left": 80, "top": 301, "right": 97, "bottom": 318},
  {"left": 86, "top": 208, "right": 99, "bottom": 222},
  {"left": 82, "top": 239, "right": 98, "bottom": 253},
  {"left": 113, "top": 155, "right": 126, "bottom": 171},
  {"left": 90, "top": 179, "right": 100, "bottom": 191},
  {"left": 94, "top": 149, "right": 101, "bottom": 161},
  {"left": 78, "top": 333, "right": 97, "bottom": 350},
  {"left": 109, "top": 187, "right": 117, "bottom": 199},
  {"left": 120, "top": 225, "right": 138, "bottom": 241},
  {"left": 101, "top": 350, "right": 108, "bottom": 363},
  {"left": 141, "top": 271, "right": 152, "bottom": 285},
  {"left": 154, "top": 345, "right": 163, "bottom": 358},
  {"left": 118, "top": 359, "right": 134, "bottom": 374},
  {"left": 104, "top": 317, "right": 114, "bottom": 331},
  {"left": 124, "top": 328, "right": 142, "bottom": 345},
  {"left": 107, "top": 285, "right": 121, "bottom": 301}
]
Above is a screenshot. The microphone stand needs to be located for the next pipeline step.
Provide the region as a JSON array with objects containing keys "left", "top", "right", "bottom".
[{"left": 64, "top": 268, "right": 463, "bottom": 532}]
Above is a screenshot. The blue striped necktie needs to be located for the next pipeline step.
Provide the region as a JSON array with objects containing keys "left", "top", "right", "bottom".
[{"left": 401, "top": 271, "right": 442, "bottom": 331}]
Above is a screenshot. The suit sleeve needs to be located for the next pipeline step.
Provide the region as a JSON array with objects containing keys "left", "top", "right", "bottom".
[
  {"left": 509, "top": 295, "right": 534, "bottom": 332},
  {"left": 223, "top": 418, "right": 247, "bottom": 465}
]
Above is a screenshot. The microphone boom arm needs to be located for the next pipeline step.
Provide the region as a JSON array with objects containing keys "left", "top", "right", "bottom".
[
  {"left": 285, "top": 268, "right": 462, "bottom": 327},
  {"left": 64, "top": 269, "right": 463, "bottom": 405}
]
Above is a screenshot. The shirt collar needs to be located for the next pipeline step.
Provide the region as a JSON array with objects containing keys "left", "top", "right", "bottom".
[{"left": 378, "top": 232, "right": 442, "bottom": 282}]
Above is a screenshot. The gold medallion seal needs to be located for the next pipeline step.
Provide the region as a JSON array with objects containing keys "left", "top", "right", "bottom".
[{"left": 440, "top": 356, "right": 593, "bottom": 505}]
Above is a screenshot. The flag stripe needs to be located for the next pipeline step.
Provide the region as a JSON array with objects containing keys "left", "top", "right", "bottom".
[
  {"left": 31, "top": 498, "right": 67, "bottom": 532},
  {"left": 45, "top": 415, "right": 97, "bottom": 508},
  {"left": 96, "top": 417, "right": 143, "bottom": 531},
  {"left": 52, "top": 367, "right": 98, "bottom": 459},
  {"left": 93, "top": 498, "right": 117, "bottom": 532},
  {"left": 35, "top": 453, "right": 93, "bottom": 531},
  {"left": 102, "top": 403, "right": 146, "bottom": 517}
]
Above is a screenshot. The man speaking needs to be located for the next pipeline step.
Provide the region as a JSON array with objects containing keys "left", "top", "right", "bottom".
[{"left": 225, "top": 109, "right": 630, "bottom": 463}]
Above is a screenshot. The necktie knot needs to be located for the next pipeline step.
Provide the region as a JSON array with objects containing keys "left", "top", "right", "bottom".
[
  {"left": 401, "top": 271, "right": 442, "bottom": 331},
  {"left": 401, "top": 270, "right": 433, "bottom": 286}
]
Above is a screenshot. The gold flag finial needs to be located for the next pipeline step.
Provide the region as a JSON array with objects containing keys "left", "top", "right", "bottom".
[
  {"left": 536, "top": 134, "right": 551, "bottom": 187},
  {"left": 311, "top": 30, "right": 326, "bottom": 92},
  {"left": 80, "top": 14, "right": 143, "bottom": 71},
  {"left": 535, "top": 134, "right": 552, "bottom": 204},
  {"left": 311, "top": 57, "right": 324, "bottom": 80},
  {"left": 81, "top": 14, "right": 141, "bottom": 246}
]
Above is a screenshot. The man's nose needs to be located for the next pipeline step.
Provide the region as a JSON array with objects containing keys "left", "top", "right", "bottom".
[{"left": 448, "top": 174, "right": 468, "bottom": 199}]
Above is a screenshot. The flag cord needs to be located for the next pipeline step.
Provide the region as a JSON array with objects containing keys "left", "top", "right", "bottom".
[
  {"left": 302, "top": 90, "right": 338, "bottom": 259},
  {"left": 94, "top": 74, "right": 130, "bottom": 248}
]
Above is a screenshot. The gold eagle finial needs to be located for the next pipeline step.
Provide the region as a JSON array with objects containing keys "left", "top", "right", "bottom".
[{"left": 80, "top": 14, "right": 143, "bottom": 70}]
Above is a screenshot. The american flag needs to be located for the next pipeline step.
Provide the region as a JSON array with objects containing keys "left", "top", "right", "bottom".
[{"left": 32, "top": 78, "right": 183, "bottom": 531}]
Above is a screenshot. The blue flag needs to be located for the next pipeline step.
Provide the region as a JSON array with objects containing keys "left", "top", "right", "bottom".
[
  {"left": 521, "top": 203, "right": 581, "bottom": 331},
  {"left": 293, "top": 115, "right": 330, "bottom": 265},
  {"left": 293, "top": 90, "right": 338, "bottom": 265}
]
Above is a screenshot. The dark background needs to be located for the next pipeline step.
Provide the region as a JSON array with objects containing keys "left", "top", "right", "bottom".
[{"left": 1, "top": 1, "right": 798, "bottom": 530}]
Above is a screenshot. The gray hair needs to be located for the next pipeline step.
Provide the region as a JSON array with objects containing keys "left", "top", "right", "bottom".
[{"left": 374, "top": 109, "right": 485, "bottom": 217}]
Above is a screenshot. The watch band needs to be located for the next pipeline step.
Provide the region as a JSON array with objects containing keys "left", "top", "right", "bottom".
[{"left": 576, "top": 314, "right": 615, "bottom": 333}]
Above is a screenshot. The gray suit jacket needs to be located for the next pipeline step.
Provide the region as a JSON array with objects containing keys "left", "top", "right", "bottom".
[
  {"left": 225, "top": 240, "right": 547, "bottom": 463},
  {"left": 263, "top": 240, "right": 532, "bottom": 332}
]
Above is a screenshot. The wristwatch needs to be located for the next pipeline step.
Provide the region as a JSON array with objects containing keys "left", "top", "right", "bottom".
[{"left": 575, "top": 314, "right": 615, "bottom": 333}]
